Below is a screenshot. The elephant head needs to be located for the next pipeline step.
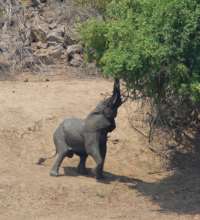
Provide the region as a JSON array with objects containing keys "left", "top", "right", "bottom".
[{"left": 84, "top": 79, "right": 122, "bottom": 132}]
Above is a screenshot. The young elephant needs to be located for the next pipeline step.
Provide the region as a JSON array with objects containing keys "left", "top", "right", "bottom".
[{"left": 49, "top": 79, "right": 122, "bottom": 180}]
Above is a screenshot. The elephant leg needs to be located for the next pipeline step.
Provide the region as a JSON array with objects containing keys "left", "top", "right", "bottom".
[
  {"left": 77, "top": 155, "right": 88, "bottom": 175},
  {"left": 90, "top": 148, "right": 104, "bottom": 180},
  {"left": 99, "top": 144, "right": 107, "bottom": 177},
  {"left": 51, "top": 134, "right": 73, "bottom": 176},
  {"left": 50, "top": 150, "right": 67, "bottom": 177}
]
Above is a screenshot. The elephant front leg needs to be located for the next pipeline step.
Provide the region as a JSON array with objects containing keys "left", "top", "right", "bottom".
[
  {"left": 77, "top": 155, "right": 88, "bottom": 175},
  {"left": 50, "top": 152, "right": 66, "bottom": 177},
  {"left": 90, "top": 149, "right": 104, "bottom": 180},
  {"left": 84, "top": 132, "right": 105, "bottom": 180}
]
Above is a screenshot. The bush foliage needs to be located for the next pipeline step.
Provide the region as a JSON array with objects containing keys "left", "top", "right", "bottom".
[
  {"left": 80, "top": 0, "right": 200, "bottom": 134},
  {"left": 80, "top": 0, "right": 200, "bottom": 102}
]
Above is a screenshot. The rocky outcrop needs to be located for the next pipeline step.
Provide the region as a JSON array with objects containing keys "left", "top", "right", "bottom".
[{"left": 0, "top": 0, "right": 100, "bottom": 74}]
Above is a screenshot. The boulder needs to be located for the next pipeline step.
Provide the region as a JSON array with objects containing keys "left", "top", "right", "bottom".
[
  {"left": 34, "top": 45, "right": 63, "bottom": 64},
  {"left": 30, "top": 28, "right": 47, "bottom": 43},
  {"left": 32, "top": 41, "right": 48, "bottom": 50},
  {"left": 31, "top": 0, "right": 40, "bottom": 7},
  {"left": 47, "top": 26, "right": 65, "bottom": 44},
  {"left": 0, "top": 61, "right": 10, "bottom": 72},
  {"left": 69, "top": 53, "right": 83, "bottom": 67},
  {"left": 48, "top": 22, "right": 57, "bottom": 30},
  {"left": 63, "top": 34, "right": 75, "bottom": 48},
  {"left": 23, "top": 55, "right": 38, "bottom": 69},
  {"left": 0, "top": 45, "right": 8, "bottom": 54},
  {"left": 66, "top": 44, "right": 83, "bottom": 58},
  {"left": 47, "top": 34, "right": 64, "bottom": 44}
]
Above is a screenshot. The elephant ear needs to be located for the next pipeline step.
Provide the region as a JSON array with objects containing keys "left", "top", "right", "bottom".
[{"left": 84, "top": 113, "right": 111, "bottom": 132}]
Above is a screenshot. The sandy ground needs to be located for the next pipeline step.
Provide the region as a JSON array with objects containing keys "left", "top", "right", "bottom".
[{"left": 1, "top": 74, "right": 200, "bottom": 220}]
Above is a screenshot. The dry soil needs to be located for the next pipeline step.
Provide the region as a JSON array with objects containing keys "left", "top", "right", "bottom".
[{"left": 1, "top": 72, "right": 200, "bottom": 220}]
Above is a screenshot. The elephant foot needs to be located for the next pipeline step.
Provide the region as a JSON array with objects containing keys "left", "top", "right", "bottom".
[
  {"left": 96, "top": 176, "right": 106, "bottom": 183},
  {"left": 96, "top": 173, "right": 104, "bottom": 180},
  {"left": 50, "top": 170, "right": 59, "bottom": 177}
]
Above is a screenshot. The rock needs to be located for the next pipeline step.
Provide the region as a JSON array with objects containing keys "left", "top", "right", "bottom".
[
  {"left": 66, "top": 44, "right": 83, "bottom": 58},
  {"left": 46, "top": 17, "right": 54, "bottom": 25},
  {"left": 47, "top": 41, "right": 59, "bottom": 47},
  {"left": 47, "top": 34, "right": 64, "bottom": 44},
  {"left": 31, "top": 0, "right": 40, "bottom": 7},
  {"left": 0, "top": 46, "right": 8, "bottom": 54},
  {"left": 0, "top": 62, "right": 10, "bottom": 72},
  {"left": 63, "top": 35, "right": 75, "bottom": 48},
  {"left": 48, "top": 45, "right": 63, "bottom": 59},
  {"left": 48, "top": 22, "right": 57, "bottom": 30},
  {"left": 23, "top": 55, "right": 38, "bottom": 69},
  {"left": 69, "top": 53, "right": 83, "bottom": 67},
  {"left": 47, "top": 26, "right": 65, "bottom": 44},
  {"left": 30, "top": 28, "right": 47, "bottom": 43},
  {"left": 34, "top": 45, "right": 63, "bottom": 64},
  {"left": 0, "top": 19, "right": 5, "bottom": 29},
  {"left": 66, "top": 44, "right": 84, "bottom": 67},
  {"left": 15, "top": 47, "right": 33, "bottom": 56},
  {"left": 32, "top": 42, "right": 48, "bottom": 50}
]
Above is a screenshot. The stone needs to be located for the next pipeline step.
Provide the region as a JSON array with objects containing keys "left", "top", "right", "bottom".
[
  {"left": 48, "top": 22, "right": 57, "bottom": 30},
  {"left": 0, "top": 61, "right": 10, "bottom": 72},
  {"left": 47, "top": 34, "right": 64, "bottom": 44},
  {"left": 66, "top": 44, "right": 83, "bottom": 57},
  {"left": 30, "top": 28, "right": 47, "bottom": 43},
  {"left": 23, "top": 56, "right": 36, "bottom": 68},
  {"left": 31, "top": 0, "right": 40, "bottom": 7},
  {"left": 63, "top": 34, "right": 75, "bottom": 48},
  {"left": 69, "top": 53, "right": 83, "bottom": 67},
  {"left": 34, "top": 45, "right": 63, "bottom": 64},
  {"left": 47, "top": 26, "right": 65, "bottom": 44},
  {"left": 32, "top": 42, "right": 48, "bottom": 50}
]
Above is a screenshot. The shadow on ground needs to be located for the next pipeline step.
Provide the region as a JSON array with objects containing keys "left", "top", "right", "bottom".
[
  {"left": 132, "top": 169, "right": 200, "bottom": 214},
  {"left": 64, "top": 166, "right": 200, "bottom": 214},
  {"left": 63, "top": 166, "right": 141, "bottom": 184},
  {"left": 130, "top": 130, "right": 200, "bottom": 214}
]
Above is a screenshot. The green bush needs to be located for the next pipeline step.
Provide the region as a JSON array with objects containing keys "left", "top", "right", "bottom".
[{"left": 80, "top": 0, "right": 200, "bottom": 133}]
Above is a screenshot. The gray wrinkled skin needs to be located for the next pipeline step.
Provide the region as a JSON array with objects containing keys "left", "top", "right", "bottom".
[{"left": 50, "top": 79, "right": 122, "bottom": 180}]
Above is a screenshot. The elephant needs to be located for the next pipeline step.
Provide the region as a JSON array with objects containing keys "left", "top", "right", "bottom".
[{"left": 38, "top": 79, "right": 122, "bottom": 180}]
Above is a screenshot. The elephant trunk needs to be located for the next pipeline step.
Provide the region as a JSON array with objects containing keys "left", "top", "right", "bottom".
[{"left": 110, "top": 79, "right": 122, "bottom": 109}]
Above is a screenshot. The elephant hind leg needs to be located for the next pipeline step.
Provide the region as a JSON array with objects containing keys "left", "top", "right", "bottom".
[
  {"left": 50, "top": 138, "right": 73, "bottom": 176},
  {"left": 50, "top": 151, "right": 67, "bottom": 176}
]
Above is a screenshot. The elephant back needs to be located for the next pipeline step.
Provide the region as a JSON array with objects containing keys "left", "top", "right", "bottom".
[
  {"left": 84, "top": 113, "right": 111, "bottom": 132},
  {"left": 62, "top": 118, "right": 85, "bottom": 146}
]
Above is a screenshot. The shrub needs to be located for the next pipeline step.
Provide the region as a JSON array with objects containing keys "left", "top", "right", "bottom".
[{"left": 80, "top": 0, "right": 200, "bottom": 138}]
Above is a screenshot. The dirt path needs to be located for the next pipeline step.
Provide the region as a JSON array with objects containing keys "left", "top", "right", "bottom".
[{"left": 0, "top": 76, "right": 200, "bottom": 220}]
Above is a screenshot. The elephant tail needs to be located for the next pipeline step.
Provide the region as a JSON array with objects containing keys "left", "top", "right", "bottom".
[{"left": 36, "top": 150, "right": 57, "bottom": 165}]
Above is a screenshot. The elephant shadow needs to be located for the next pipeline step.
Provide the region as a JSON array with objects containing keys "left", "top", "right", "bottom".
[
  {"left": 63, "top": 166, "right": 200, "bottom": 214},
  {"left": 63, "top": 166, "right": 140, "bottom": 184}
]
